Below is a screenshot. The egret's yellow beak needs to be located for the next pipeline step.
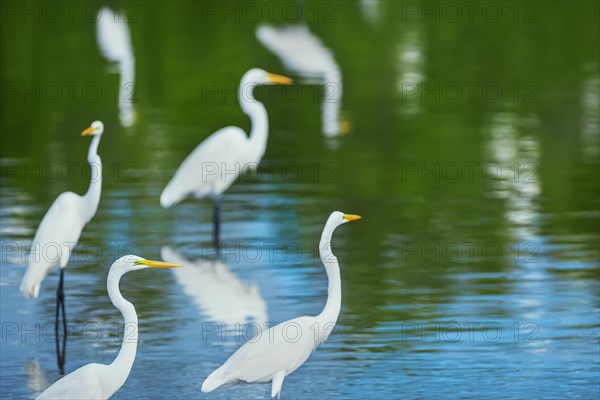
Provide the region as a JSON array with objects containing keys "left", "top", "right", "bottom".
[
  {"left": 81, "top": 126, "right": 98, "bottom": 136},
  {"left": 267, "top": 72, "right": 293, "bottom": 85},
  {"left": 134, "top": 259, "right": 182, "bottom": 268},
  {"left": 343, "top": 214, "right": 362, "bottom": 221}
]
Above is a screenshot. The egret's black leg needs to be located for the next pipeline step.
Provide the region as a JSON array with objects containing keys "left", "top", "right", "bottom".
[
  {"left": 55, "top": 269, "right": 66, "bottom": 374},
  {"left": 54, "top": 278, "right": 61, "bottom": 372},
  {"left": 60, "top": 270, "right": 67, "bottom": 372},
  {"left": 213, "top": 197, "right": 221, "bottom": 252}
]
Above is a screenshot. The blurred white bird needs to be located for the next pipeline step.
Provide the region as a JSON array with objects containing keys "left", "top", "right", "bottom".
[
  {"left": 160, "top": 68, "right": 292, "bottom": 247},
  {"left": 36, "top": 256, "right": 181, "bottom": 400},
  {"left": 20, "top": 121, "right": 104, "bottom": 372},
  {"left": 161, "top": 246, "right": 268, "bottom": 328},
  {"left": 96, "top": 7, "right": 136, "bottom": 127},
  {"left": 202, "top": 211, "right": 361, "bottom": 399},
  {"left": 360, "top": 0, "right": 380, "bottom": 24},
  {"left": 256, "top": 25, "right": 346, "bottom": 137}
]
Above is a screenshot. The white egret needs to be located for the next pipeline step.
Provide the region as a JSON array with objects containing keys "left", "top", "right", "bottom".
[
  {"left": 20, "top": 121, "right": 104, "bottom": 372},
  {"left": 96, "top": 7, "right": 136, "bottom": 127},
  {"left": 201, "top": 211, "right": 361, "bottom": 399},
  {"left": 256, "top": 25, "right": 346, "bottom": 137},
  {"left": 36, "top": 256, "right": 182, "bottom": 400},
  {"left": 160, "top": 69, "right": 292, "bottom": 246},
  {"left": 161, "top": 246, "right": 268, "bottom": 328}
]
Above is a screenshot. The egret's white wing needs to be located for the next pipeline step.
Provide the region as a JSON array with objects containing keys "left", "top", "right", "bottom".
[
  {"left": 203, "top": 316, "right": 319, "bottom": 390},
  {"left": 161, "top": 247, "right": 268, "bottom": 327},
  {"left": 21, "top": 192, "right": 84, "bottom": 298},
  {"left": 96, "top": 7, "right": 132, "bottom": 63},
  {"left": 36, "top": 363, "right": 108, "bottom": 400},
  {"left": 160, "top": 127, "right": 248, "bottom": 207}
]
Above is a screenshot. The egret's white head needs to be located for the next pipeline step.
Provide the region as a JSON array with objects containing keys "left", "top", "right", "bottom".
[
  {"left": 111, "top": 255, "right": 182, "bottom": 273},
  {"left": 242, "top": 68, "right": 293, "bottom": 87},
  {"left": 320, "top": 211, "right": 362, "bottom": 261},
  {"left": 329, "top": 211, "right": 362, "bottom": 227},
  {"left": 81, "top": 120, "right": 104, "bottom": 136},
  {"left": 322, "top": 211, "right": 361, "bottom": 239}
]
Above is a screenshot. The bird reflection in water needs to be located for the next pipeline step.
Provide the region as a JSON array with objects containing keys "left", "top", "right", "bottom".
[
  {"left": 160, "top": 247, "right": 268, "bottom": 334},
  {"left": 25, "top": 360, "right": 50, "bottom": 398},
  {"left": 257, "top": 24, "right": 348, "bottom": 138},
  {"left": 96, "top": 7, "right": 136, "bottom": 128}
]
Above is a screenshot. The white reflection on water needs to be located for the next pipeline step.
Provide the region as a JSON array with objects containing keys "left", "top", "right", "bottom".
[
  {"left": 160, "top": 247, "right": 268, "bottom": 328},
  {"left": 486, "top": 111, "right": 550, "bottom": 352},
  {"left": 487, "top": 111, "right": 541, "bottom": 242},
  {"left": 96, "top": 7, "right": 136, "bottom": 128},
  {"left": 396, "top": 29, "right": 425, "bottom": 116},
  {"left": 25, "top": 360, "right": 49, "bottom": 397},
  {"left": 256, "top": 25, "right": 346, "bottom": 137},
  {"left": 581, "top": 64, "right": 600, "bottom": 160}
]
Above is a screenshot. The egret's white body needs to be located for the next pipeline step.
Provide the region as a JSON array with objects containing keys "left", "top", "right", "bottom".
[
  {"left": 202, "top": 211, "right": 361, "bottom": 398},
  {"left": 256, "top": 25, "right": 344, "bottom": 136},
  {"left": 160, "top": 68, "right": 291, "bottom": 209},
  {"left": 161, "top": 247, "right": 268, "bottom": 327},
  {"left": 96, "top": 7, "right": 135, "bottom": 127},
  {"left": 20, "top": 121, "right": 104, "bottom": 298},
  {"left": 160, "top": 126, "right": 254, "bottom": 207},
  {"left": 35, "top": 256, "right": 181, "bottom": 400},
  {"left": 160, "top": 69, "right": 291, "bottom": 244}
]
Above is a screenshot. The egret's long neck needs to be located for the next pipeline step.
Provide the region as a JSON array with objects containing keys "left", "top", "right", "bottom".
[
  {"left": 317, "top": 221, "right": 342, "bottom": 336},
  {"left": 83, "top": 135, "right": 102, "bottom": 222},
  {"left": 239, "top": 82, "right": 268, "bottom": 161},
  {"left": 107, "top": 268, "right": 138, "bottom": 387}
]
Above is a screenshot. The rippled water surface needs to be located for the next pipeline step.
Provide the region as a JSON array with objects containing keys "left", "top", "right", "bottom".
[{"left": 1, "top": 1, "right": 599, "bottom": 399}]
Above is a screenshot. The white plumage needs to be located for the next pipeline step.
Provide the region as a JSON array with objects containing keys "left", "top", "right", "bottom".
[
  {"left": 21, "top": 192, "right": 85, "bottom": 298},
  {"left": 36, "top": 256, "right": 181, "bottom": 400},
  {"left": 160, "top": 127, "right": 248, "bottom": 208},
  {"left": 256, "top": 25, "right": 344, "bottom": 136},
  {"left": 202, "top": 211, "right": 361, "bottom": 398},
  {"left": 96, "top": 7, "right": 132, "bottom": 63},
  {"left": 160, "top": 69, "right": 292, "bottom": 244},
  {"left": 36, "top": 363, "right": 111, "bottom": 400},
  {"left": 96, "top": 7, "right": 136, "bottom": 127},
  {"left": 20, "top": 121, "right": 104, "bottom": 298}
]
